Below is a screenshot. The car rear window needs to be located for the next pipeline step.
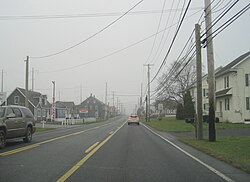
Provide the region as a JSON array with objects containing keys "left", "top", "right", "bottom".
[
  {"left": 20, "top": 108, "right": 34, "bottom": 118},
  {"left": 0, "top": 107, "right": 5, "bottom": 118},
  {"left": 12, "top": 108, "right": 23, "bottom": 118}
]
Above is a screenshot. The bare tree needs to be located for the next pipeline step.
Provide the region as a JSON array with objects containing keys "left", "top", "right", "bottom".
[{"left": 155, "top": 57, "right": 196, "bottom": 103}]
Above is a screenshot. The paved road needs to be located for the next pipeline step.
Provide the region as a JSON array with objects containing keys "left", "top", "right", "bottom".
[{"left": 0, "top": 117, "right": 249, "bottom": 182}]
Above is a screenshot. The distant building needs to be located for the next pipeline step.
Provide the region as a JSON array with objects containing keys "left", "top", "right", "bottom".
[
  {"left": 77, "top": 94, "right": 107, "bottom": 119},
  {"left": 56, "top": 101, "right": 76, "bottom": 120},
  {"left": 2, "top": 87, "right": 51, "bottom": 121}
]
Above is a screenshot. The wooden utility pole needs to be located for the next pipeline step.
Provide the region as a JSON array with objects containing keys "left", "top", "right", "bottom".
[
  {"left": 145, "top": 95, "right": 148, "bottom": 122},
  {"left": 31, "top": 67, "right": 34, "bottom": 91},
  {"left": 25, "top": 56, "right": 29, "bottom": 108},
  {"left": 144, "top": 64, "right": 153, "bottom": 122},
  {"left": 204, "top": 0, "right": 216, "bottom": 142},
  {"left": 105, "top": 82, "right": 108, "bottom": 120},
  {"left": 195, "top": 23, "right": 203, "bottom": 140},
  {"left": 1, "top": 70, "right": 3, "bottom": 93}
]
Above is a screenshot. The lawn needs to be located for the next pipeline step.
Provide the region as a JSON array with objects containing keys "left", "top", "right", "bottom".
[
  {"left": 145, "top": 117, "right": 250, "bottom": 132},
  {"left": 145, "top": 117, "right": 195, "bottom": 132},
  {"left": 36, "top": 127, "right": 56, "bottom": 132},
  {"left": 181, "top": 136, "right": 250, "bottom": 173}
]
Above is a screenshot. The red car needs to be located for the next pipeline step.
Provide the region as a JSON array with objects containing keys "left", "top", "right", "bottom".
[{"left": 127, "top": 115, "right": 140, "bottom": 125}]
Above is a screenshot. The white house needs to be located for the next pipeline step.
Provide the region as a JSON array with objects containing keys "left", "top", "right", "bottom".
[{"left": 189, "top": 51, "right": 250, "bottom": 123}]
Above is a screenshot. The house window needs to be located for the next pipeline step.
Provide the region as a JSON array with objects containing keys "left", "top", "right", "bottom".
[
  {"left": 246, "top": 97, "right": 250, "bottom": 110},
  {"left": 224, "top": 76, "right": 229, "bottom": 88},
  {"left": 203, "top": 89, "right": 208, "bottom": 97},
  {"left": 14, "top": 96, "right": 20, "bottom": 104},
  {"left": 225, "top": 98, "right": 230, "bottom": 111},
  {"left": 203, "top": 103, "right": 209, "bottom": 111},
  {"left": 245, "top": 74, "right": 250, "bottom": 87}
]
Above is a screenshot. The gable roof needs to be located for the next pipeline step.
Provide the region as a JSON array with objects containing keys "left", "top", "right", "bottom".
[
  {"left": 216, "top": 51, "right": 250, "bottom": 77},
  {"left": 16, "top": 87, "right": 50, "bottom": 108},
  {"left": 56, "top": 101, "right": 75, "bottom": 109},
  {"left": 80, "top": 94, "right": 105, "bottom": 106}
]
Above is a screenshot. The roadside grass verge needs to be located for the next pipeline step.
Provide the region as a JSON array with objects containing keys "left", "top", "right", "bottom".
[
  {"left": 144, "top": 117, "right": 250, "bottom": 132},
  {"left": 181, "top": 136, "right": 250, "bottom": 173},
  {"left": 144, "top": 117, "right": 195, "bottom": 132},
  {"left": 36, "top": 128, "right": 56, "bottom": 132}
]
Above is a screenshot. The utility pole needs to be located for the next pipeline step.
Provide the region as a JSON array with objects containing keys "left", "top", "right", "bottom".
[
  {"left": 204, "top": 0, "right": 216, "bottom": 142},
  {"left": 105, "top": 83, "right": 107, "bottom": 119},
  {"left": 144, "top": 64, "right": 153, "bottom": 122},
  {"left": 1, "top": 70, "right": 3, "bottom": 93},
  {"left": 31, "top": 67, "right": 34, "bottom": 91},
  {"left": 51, "top": 81, "right": 56, "bottom": 121},
  {"left": 145, "top": 95, "right": 148, "bottom": 122},
  {"left": 80, "top": 85, "right": 82, "bottom": 103},
  {"left": 140, "top": 83, "right": 143, "bottom": 107},
  {"left": 25, "top": 56, "right": 29, "bottom": 108},
  {"left": 195, "top": 23, "right": 203, "bottom": 140},
  {"left": 112, "top": 91, "right": 115, "bottom": 107},
  {"left": 117, "top": 97, "right": 119, "bottom": 115}
]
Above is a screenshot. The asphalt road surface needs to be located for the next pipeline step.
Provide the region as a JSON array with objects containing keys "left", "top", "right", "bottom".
[{"left": 0, "top": 116, "right": 249, "bottom": 182}]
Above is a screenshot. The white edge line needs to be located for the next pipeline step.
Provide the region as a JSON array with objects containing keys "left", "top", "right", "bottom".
[{"left": 142, "top": 123, "right": 234, "bottom": 182}]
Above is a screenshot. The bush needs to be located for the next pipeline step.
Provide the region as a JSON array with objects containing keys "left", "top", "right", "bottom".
[
  {"left": 176, "top": 103, "right": 184, "bottom": 120},
  {"left": 183, "top": 91, "right": 195, "bottom": 119}
]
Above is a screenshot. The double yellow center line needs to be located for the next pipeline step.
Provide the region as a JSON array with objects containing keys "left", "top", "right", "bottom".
[
  {"left": 56, "top": 122, "right": 126, "bottom": 182},
  {"left": 0, "top": 123, "right": 111, "bottom": 157}
]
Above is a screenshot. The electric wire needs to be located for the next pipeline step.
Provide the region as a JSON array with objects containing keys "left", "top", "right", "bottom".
[
  {"left": 0, "top": 8, "right": 202, "bottom": 20},
  {"left": 30, "top": 0, "right": 144, "bottom": 59},
  {"left": 144, "top": 0, "right": 166, "bottom": 64},
  {"left": 150, "top": 0, "right": 180, "bottom": 65},
  {"left": 38, "top": 9, "right": 203, "bottom": 74},
  {"left": 150, "top": 0, "right": 192, "bottom": 83},
  {"left": 203, "top": 2, "right": 250, "bottom": 47}
]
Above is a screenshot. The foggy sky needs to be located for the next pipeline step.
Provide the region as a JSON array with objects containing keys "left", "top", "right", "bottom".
[{"left": 1, "top": 0, "right": 250, "bottom": 114}]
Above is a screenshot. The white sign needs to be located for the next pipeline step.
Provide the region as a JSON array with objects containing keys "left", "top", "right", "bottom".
[{"left": 0, "top": 92, "right": 6, "bottom": 103}]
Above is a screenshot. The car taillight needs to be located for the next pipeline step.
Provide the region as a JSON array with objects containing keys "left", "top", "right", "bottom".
[
  {"left": 128, "top": 117, "right": 131, "bottom": 120},
  {"left": 136, "top": 117, "right": 140, "bottom": 121}
]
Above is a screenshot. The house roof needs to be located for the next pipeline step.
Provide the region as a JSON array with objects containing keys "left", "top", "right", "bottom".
[
  {"left": 215, "top": 88, "right": 232, "bottom": 98},
  {"left": 17, "top": 87, "right": 51, "bottom": 108},
  {"left": 56, "top": 101, "right": 75, "bottom": 109},
  {"left": 216, "top": 51, "right": 250, "bottom": 77},
  {"left": 80, "top": 94, "right": 105, "bottom": 106}
]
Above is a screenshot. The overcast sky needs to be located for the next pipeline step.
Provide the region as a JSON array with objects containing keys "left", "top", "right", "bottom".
[{"left": 1, "top": 0, "right": 250, "bottom": 114}]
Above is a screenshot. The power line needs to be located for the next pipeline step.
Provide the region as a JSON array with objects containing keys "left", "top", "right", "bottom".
[
  {"left": 30, "top": 0, "right": 144, "bottom": 59},
  {"left": 151, "top": 0, "right": 180, "bottom": 65},
  {"left": 0, "top": 8, "right": 203, "bottom": 20},
  {"left": 144, "top": 0, "right": 167, "bottom": 64},
  {"left": 201, "top": 0, "right": 239, "bottom": 39},
  {"left": 212, "top": 2, "right": 250, "bottom": 40},
  {"left": 203, "top": 2, "right": 250, "bottom": 47},
  {"left": 38, "top": 9, "right": 203, "bottom": 74},
  {"left": 150, "top": 0, "right": 192, "bottom": 83}
]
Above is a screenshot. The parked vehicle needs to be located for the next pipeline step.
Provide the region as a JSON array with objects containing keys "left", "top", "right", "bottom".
[
  {"left": 0, "top": 105, "right": 36, "bottom": 149},
  {"left": 127, "top": 115, "right": 140, "bottom": 125}
]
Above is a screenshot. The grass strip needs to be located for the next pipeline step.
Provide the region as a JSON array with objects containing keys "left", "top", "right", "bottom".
[
  {"left": 36, "top": 127, "right": 56, "bottom": 132},
  {"left": 145, "top": 117, "right": 250, "bottom": 132},
  {"left": 180, "top": 136, "right": 250, "bottom": 173}
]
